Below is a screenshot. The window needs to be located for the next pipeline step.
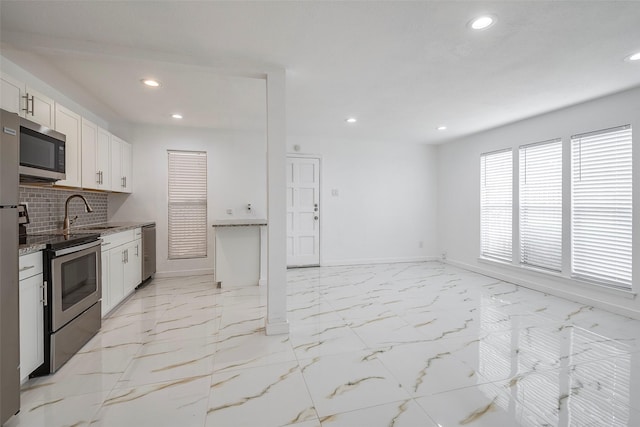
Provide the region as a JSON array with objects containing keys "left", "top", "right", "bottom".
[
  {"left": 571, "top": 125, "right": 632, "bottom": 288},
  {"left": 519, "top": 139, "right": 562, "bottom": 271},
  {"left": 168, "top": 150, "right": 207, "bottom": 259},
  {"left": 480, "top": 149, "right": 512, "bottom": 262}
]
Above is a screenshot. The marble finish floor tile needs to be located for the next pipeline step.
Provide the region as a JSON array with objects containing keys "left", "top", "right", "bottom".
[
  {"left": 299, "top": 350, "right": 410, "bottom": 417},
  {"left": 206, "top": 361, "right": 317, "bottom": 427},
  {"left": 8, "top": 261, "right": 640, "bottom": 426},
  {"left": 319, "top": 399, "right": 436, "bottom": 426}
]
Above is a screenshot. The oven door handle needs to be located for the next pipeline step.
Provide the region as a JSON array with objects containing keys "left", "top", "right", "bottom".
[{"left": 53, "top": 239, "right": 102, "bottom": 257}]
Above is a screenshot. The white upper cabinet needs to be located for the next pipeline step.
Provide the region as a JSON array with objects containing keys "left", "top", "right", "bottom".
[
  {"left": 111, "top": 135, "right": 132, "bottom": 193},
  {"left": 81, "top": 119, "right": 111, "bottom": 191},
  {"left": 1, "top": 74, "right": 55, "bottom": 127},
  {"left": 97, "top": 127, "right": 112, "bottom": 191},
  {"left": 27, "top": 86, "right": 55, "bottom": 128},
  {"left": 2, "top": 72, "right": 132, "bottom": 194},
  {"left": 54, "top": 104, "right": 82, "bottom": 188},
  {"left": 121, "top": 140, "right": 133, "bottom": 193},
  {"left": 1, "top": 74, "right": 24, "bottom": 114},
  {"left": 81, "top": 118, "right": 99, "bottom": 190},
  {"left": 110, "top": 135, "right": 122, "bottom": 191}
]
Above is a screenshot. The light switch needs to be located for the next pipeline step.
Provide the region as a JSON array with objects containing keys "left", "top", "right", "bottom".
[{"left": 226, "top": 209, "right": 233, "bottom": 215}]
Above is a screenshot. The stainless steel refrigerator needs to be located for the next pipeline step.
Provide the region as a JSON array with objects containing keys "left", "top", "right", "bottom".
[{"left": 0, "top": 109, "right": 20, "bottom": 425}]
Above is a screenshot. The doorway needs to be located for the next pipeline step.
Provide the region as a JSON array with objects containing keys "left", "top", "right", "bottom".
[{"left": 286, "top": 156, "right": 320, "bottom": 267}]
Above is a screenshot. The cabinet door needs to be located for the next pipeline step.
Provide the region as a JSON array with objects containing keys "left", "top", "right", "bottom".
[
  {"left": 121, "top": 141, "right": 133, "bottom": 193},
  {"left": 97, "top": 127, "right": 111, "bottom": 191},
  {"left": 54, "top": 104, "right": 82, "bottom": 188},
  {"left": 123, "top": 239, "right": 141, "bottom": 295},
  {"left": 26, "top": 86, "right": 55, "bottom": 128},
  {"left": 110, "top": 136, "right": 123, "bottom": 191},
  {"left": 109, "top": 247, "right": 125, "bottom": 308},
  {"left": 81, "top": 118, "right": 99, "bottom": 190},
  {"left": 19, "top": 273, "right": 44, "bottom": 382},
  {"left": 101, "top": 249, "right": 111, "bottom": 317},
  {"left": 1, "top": 74, "right": 24, "bottom": 115}
]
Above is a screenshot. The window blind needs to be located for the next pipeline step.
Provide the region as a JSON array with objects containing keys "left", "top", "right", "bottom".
[
  {"left": 481, "top": 149, "right": 513, "bottom": 262},
  {"left": 571, "top": 125, "right": 632, "bottom": 288},
  {"left": 168, "top": 150, "right": 207, "bottom": 259},
  {"left": 519, "top": 139, "right": 562, "bottom": 271}
]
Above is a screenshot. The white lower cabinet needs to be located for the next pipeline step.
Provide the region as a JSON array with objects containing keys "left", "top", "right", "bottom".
[
  {"left": 101, "top": 228, "right": 142, "bottom": 316},
  {"left": 19, "top": 251, "right": 44, "bottom": 383},
  {"left": 123, "top": 238, "right": 142, "bottom": 296}
]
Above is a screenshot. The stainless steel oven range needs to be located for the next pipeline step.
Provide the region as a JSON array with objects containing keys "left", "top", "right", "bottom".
[{"left": 29, "top": 233, "right": 102, "bottom": 376}]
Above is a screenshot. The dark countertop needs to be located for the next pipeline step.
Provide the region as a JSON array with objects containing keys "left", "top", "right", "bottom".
[
  {"left": 18, "top": 221, "right": 155, "bottom": 256},
  {"left": 211, "top": 219, "right": 267, "bottom": 227}
]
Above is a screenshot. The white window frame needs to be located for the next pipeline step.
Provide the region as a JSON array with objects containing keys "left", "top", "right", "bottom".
[
  {"left": 519, "top": 139, "right": 563, "bottom": 272},
  {"left": 168, "top": 150, "right": 208, "bottom": 260},
  {"left": 571, "top": 125, "right": 633, "bottom": 289},
  {"left": 480, "top": 149, "right": 513, "bottom": 262},
  {"left": 478, "top": 125, "right": 633, "bottom": 293}
]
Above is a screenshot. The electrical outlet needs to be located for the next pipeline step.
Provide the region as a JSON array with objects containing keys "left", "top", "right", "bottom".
[
  {"left": 441, "top": 252, "right": 447, "bottom": 260},
  {"left": 226, "top": 208, "right": 233, "bottom": 215}
]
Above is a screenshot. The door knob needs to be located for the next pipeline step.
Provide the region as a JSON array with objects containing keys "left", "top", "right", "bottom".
[{"left": 314, "top": 216, "right": 318, "bottom": 220}]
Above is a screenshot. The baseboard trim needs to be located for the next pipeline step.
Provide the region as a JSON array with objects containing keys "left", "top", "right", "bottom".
[
  {"left": 321, "top": 256, "right": 438, "bottom": 267},
  {"left": 444, "top": 258, "right": 640, "bottom": 320},
  {"left": 154, "top": 268, "right": 214, "bottom": 279},
  {"left": 265, "top": 319, "right": 289, "bottom": 335}
]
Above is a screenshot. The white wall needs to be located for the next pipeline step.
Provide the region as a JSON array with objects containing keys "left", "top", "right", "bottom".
[
  {"left": 437, "top": 86, "right": 640, "bottom": 318},
  {"left": 108, "top": 124, "right": 267, "bottom": 276},
  {"left": 287, "top": 137, "right": 439, "bottom": 265}
]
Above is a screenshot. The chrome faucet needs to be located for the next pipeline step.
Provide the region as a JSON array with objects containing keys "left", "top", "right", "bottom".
[{"left": 63, "top": 194, "right": 93, "bottom": 234}]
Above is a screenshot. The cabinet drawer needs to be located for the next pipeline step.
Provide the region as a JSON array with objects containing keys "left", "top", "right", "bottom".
[
  {"left": 101, "top": 230, "right": 135, "bottom": 250},
  {"left": 19, "top": 251, "right": 43, "bottom": 281}
]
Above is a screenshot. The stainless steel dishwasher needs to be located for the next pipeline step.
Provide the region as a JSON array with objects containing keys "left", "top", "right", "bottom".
[{"left": 142, "top": 223, "right": 156, "bottom": 281}]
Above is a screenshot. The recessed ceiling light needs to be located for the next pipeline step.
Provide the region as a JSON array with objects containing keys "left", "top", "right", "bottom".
[
  {"left": 345, "top": 117, "right": 357, "bottom": 124},
  {"left": 627, "top": 51, "right": 640, "bottom": 62},
  {"left": 437, "top": 126, "right": 447, "bottom": 131},
  {"left": 141, "top": 79, "right": 161, "bottom": 87},
  {"left": 469, "top": 15, "right": 495, "bottom": 30},
  {"left": 171, "top": 114, "right": 183, "bottom": 119}
]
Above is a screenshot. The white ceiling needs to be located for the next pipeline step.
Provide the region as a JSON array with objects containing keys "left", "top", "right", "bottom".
[{"left": 1, "top": 1, "right": 640, "bottom": 144}]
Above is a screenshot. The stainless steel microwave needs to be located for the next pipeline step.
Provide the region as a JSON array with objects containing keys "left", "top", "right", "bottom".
[{"left": 19, "top": 117, "right": 66, "bottom": 182}]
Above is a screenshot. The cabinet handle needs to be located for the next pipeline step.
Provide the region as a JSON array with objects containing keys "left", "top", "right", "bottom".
[
  {"left": 100, "top": 171, "right": 104, "bottom": 184},
  {"left": 124, "top": 176, "right": 127, "bottom": 188},
  {"left": 96, "top": 171, "right": 101, "bottom": 184},
  {"left": 21, "top": 94, "right": 34, "bottom": 115},
  {"left": 19, "top": 265, "right": 35, "bottom": 272},
  {"left": 122, "top": 250, "right": 126, "bottom": 263},
  {"left": 135, "top": 245, "right": 139, "bottom": 256},
  {"left": 41, "top": 282, "right": 48, "bottom": 307}
]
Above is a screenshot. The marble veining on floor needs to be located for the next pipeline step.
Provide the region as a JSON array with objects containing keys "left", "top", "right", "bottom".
[{"left": 6, "top": 262, "right": 640, "bottom": 426}]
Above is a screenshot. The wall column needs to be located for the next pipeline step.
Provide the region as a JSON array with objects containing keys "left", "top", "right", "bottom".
[{"left": 265, "top": 69, "right": 288, "bottom": 335}]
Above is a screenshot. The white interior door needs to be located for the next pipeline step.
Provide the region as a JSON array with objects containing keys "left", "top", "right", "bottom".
[{"left": 287, "top": 156, "right": 320, "bottom": 267}]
